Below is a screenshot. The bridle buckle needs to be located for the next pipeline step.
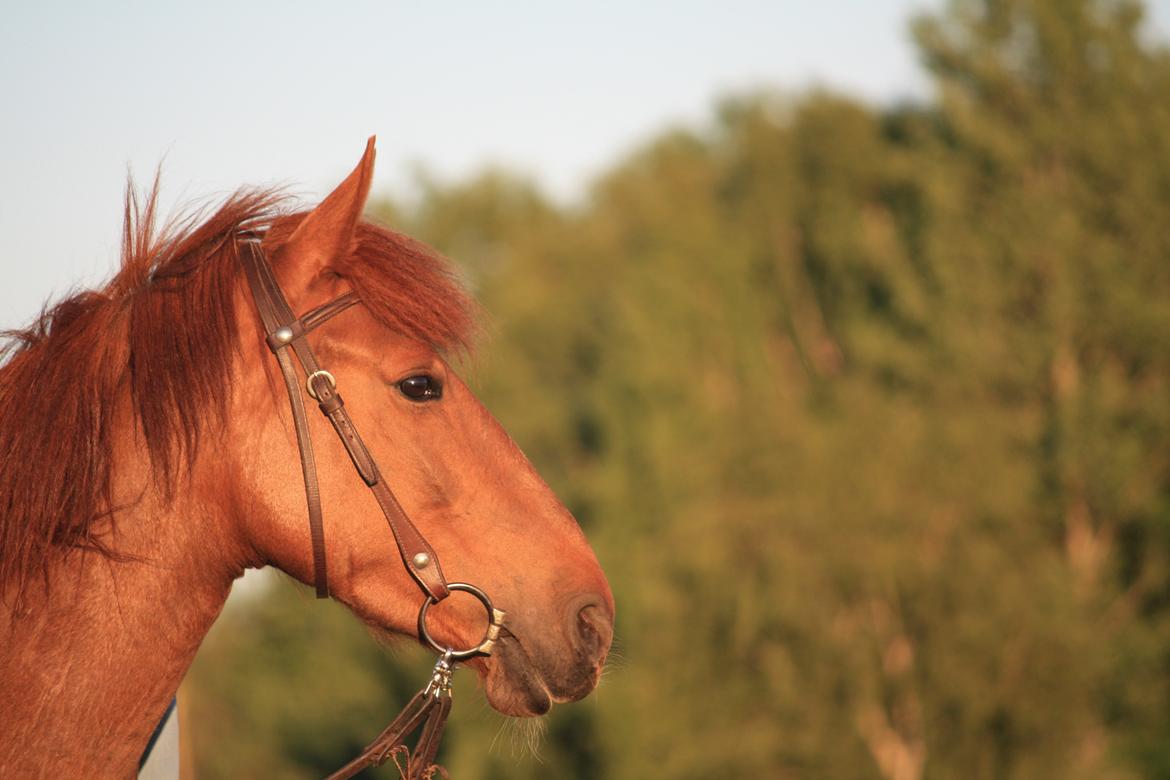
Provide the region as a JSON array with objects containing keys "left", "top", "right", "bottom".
[{"left": 305, "top": 369, "right": 337, "bottom": 400}]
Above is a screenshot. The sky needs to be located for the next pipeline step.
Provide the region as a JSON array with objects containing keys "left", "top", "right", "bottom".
[{"left": 2, "top": 1, "right": 1169, "bottom": 330}]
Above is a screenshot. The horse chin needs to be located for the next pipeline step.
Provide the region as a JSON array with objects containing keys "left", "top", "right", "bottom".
[
  {"left": 475, "top": 631, "right": 554, "bottom": 717},
  {"left": 365, "top": 621, "right": 591, "bottom": 718}
]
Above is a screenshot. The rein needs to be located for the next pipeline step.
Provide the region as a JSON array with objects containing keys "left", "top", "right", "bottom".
[{"left": 237, "top": 236, "right": 504, "bottom": 779}]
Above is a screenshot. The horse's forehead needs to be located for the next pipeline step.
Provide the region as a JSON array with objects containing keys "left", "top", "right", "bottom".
[{"left": 311, "top": 312, "right": 445, "bottom": 367}]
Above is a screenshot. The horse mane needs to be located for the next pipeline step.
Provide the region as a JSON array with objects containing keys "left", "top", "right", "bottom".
[{"left": 0, "top": 180, "right": 477, "bottom": 598}]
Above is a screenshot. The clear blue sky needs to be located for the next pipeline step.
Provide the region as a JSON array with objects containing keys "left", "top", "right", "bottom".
[{"left": 2, "top": 1, "right": 1168, "bottom": 329}]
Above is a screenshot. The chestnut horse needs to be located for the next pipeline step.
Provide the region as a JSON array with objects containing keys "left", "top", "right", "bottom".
[{"left": 0, "top": 140, "right": 614, "bottom": 776}]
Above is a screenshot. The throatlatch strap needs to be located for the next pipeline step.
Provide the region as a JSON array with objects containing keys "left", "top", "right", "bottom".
[
  {"left": 237, "top": 237, "right": 450, "bottom": 602},
  {"left": 239, "top": 239, "right": 330, "bottom": 598}
]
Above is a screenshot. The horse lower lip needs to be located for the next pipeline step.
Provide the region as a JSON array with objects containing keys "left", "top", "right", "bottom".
[{"left": 488, "top": 632, "right": 554, "bottom": 716}]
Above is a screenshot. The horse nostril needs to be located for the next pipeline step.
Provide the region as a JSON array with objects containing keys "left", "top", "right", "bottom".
[{"left": 571, "top": 599, "right": 614, "bottom": 664}]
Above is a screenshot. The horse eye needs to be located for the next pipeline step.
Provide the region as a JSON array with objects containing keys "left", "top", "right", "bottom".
[{"left": 398, "top": 375, "right": 442, "bottom": 401}]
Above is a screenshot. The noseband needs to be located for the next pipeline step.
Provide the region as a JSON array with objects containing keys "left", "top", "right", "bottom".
[{"left": 237, "top": 235, "right": 504, "bottom": 778}]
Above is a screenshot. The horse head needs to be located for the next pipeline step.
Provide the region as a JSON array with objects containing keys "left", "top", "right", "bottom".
[{"left": 228, "top": 139, "right": 613, "bottom": 717}]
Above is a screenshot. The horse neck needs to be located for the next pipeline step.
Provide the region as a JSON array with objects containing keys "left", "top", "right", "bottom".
[{"left": 0, "top": 435, "right": 249, "bottom": 776}]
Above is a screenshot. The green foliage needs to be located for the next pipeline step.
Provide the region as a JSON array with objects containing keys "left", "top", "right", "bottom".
[{"left": 187, "top": 1, "right": 1170, "bottom": 777}]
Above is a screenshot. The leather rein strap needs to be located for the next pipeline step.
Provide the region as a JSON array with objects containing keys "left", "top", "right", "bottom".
[{"left": 237, "top": 236, "right": 450, "bottom": 603}]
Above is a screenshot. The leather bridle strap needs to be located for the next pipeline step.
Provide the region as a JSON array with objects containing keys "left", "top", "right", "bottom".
[{"left": 237, "top": 236, "right": 450, "bottom": 603}]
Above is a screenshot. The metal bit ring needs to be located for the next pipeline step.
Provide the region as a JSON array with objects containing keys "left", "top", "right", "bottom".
[{"left": 417, "top": 582, "right": 506, "bottom": 661}]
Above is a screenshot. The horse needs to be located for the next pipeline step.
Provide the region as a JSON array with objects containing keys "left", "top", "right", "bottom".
[{"left": 0, "top": 139, "right": 614, "bottom": 776}]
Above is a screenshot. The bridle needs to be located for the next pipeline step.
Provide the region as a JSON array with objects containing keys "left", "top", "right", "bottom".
[{"left": 237, "top": 235, "right": 504, "bottom": 779}]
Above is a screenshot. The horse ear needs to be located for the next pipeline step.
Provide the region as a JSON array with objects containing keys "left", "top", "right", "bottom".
[{"left": 279, "top": 136, "right": 376, "bottom": 296}]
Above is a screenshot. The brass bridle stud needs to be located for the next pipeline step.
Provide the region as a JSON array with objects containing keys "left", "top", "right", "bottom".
[
  {"left": 273, "top": 326, "right": 294, "bottom": 344},
  {"left": 412, "top": 552, "right": 432, "bottom": 569}
]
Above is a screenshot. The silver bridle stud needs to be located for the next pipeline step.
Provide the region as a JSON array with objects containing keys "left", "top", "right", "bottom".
[
  {"left": 273, "top": 326, "right": 294, "bottom": 344},
  {"left": 412, "top": 552, "right": 432, "bottom": 569}
]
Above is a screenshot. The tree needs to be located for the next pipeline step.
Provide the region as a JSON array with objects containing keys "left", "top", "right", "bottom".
[{"left": 186, "top": 2, "right": 1170, "bottom": 777}]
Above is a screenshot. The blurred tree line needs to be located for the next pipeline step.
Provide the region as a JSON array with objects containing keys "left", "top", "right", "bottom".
[{"left": 186, "top": 0, "right": 1170, "bottom": 777}]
